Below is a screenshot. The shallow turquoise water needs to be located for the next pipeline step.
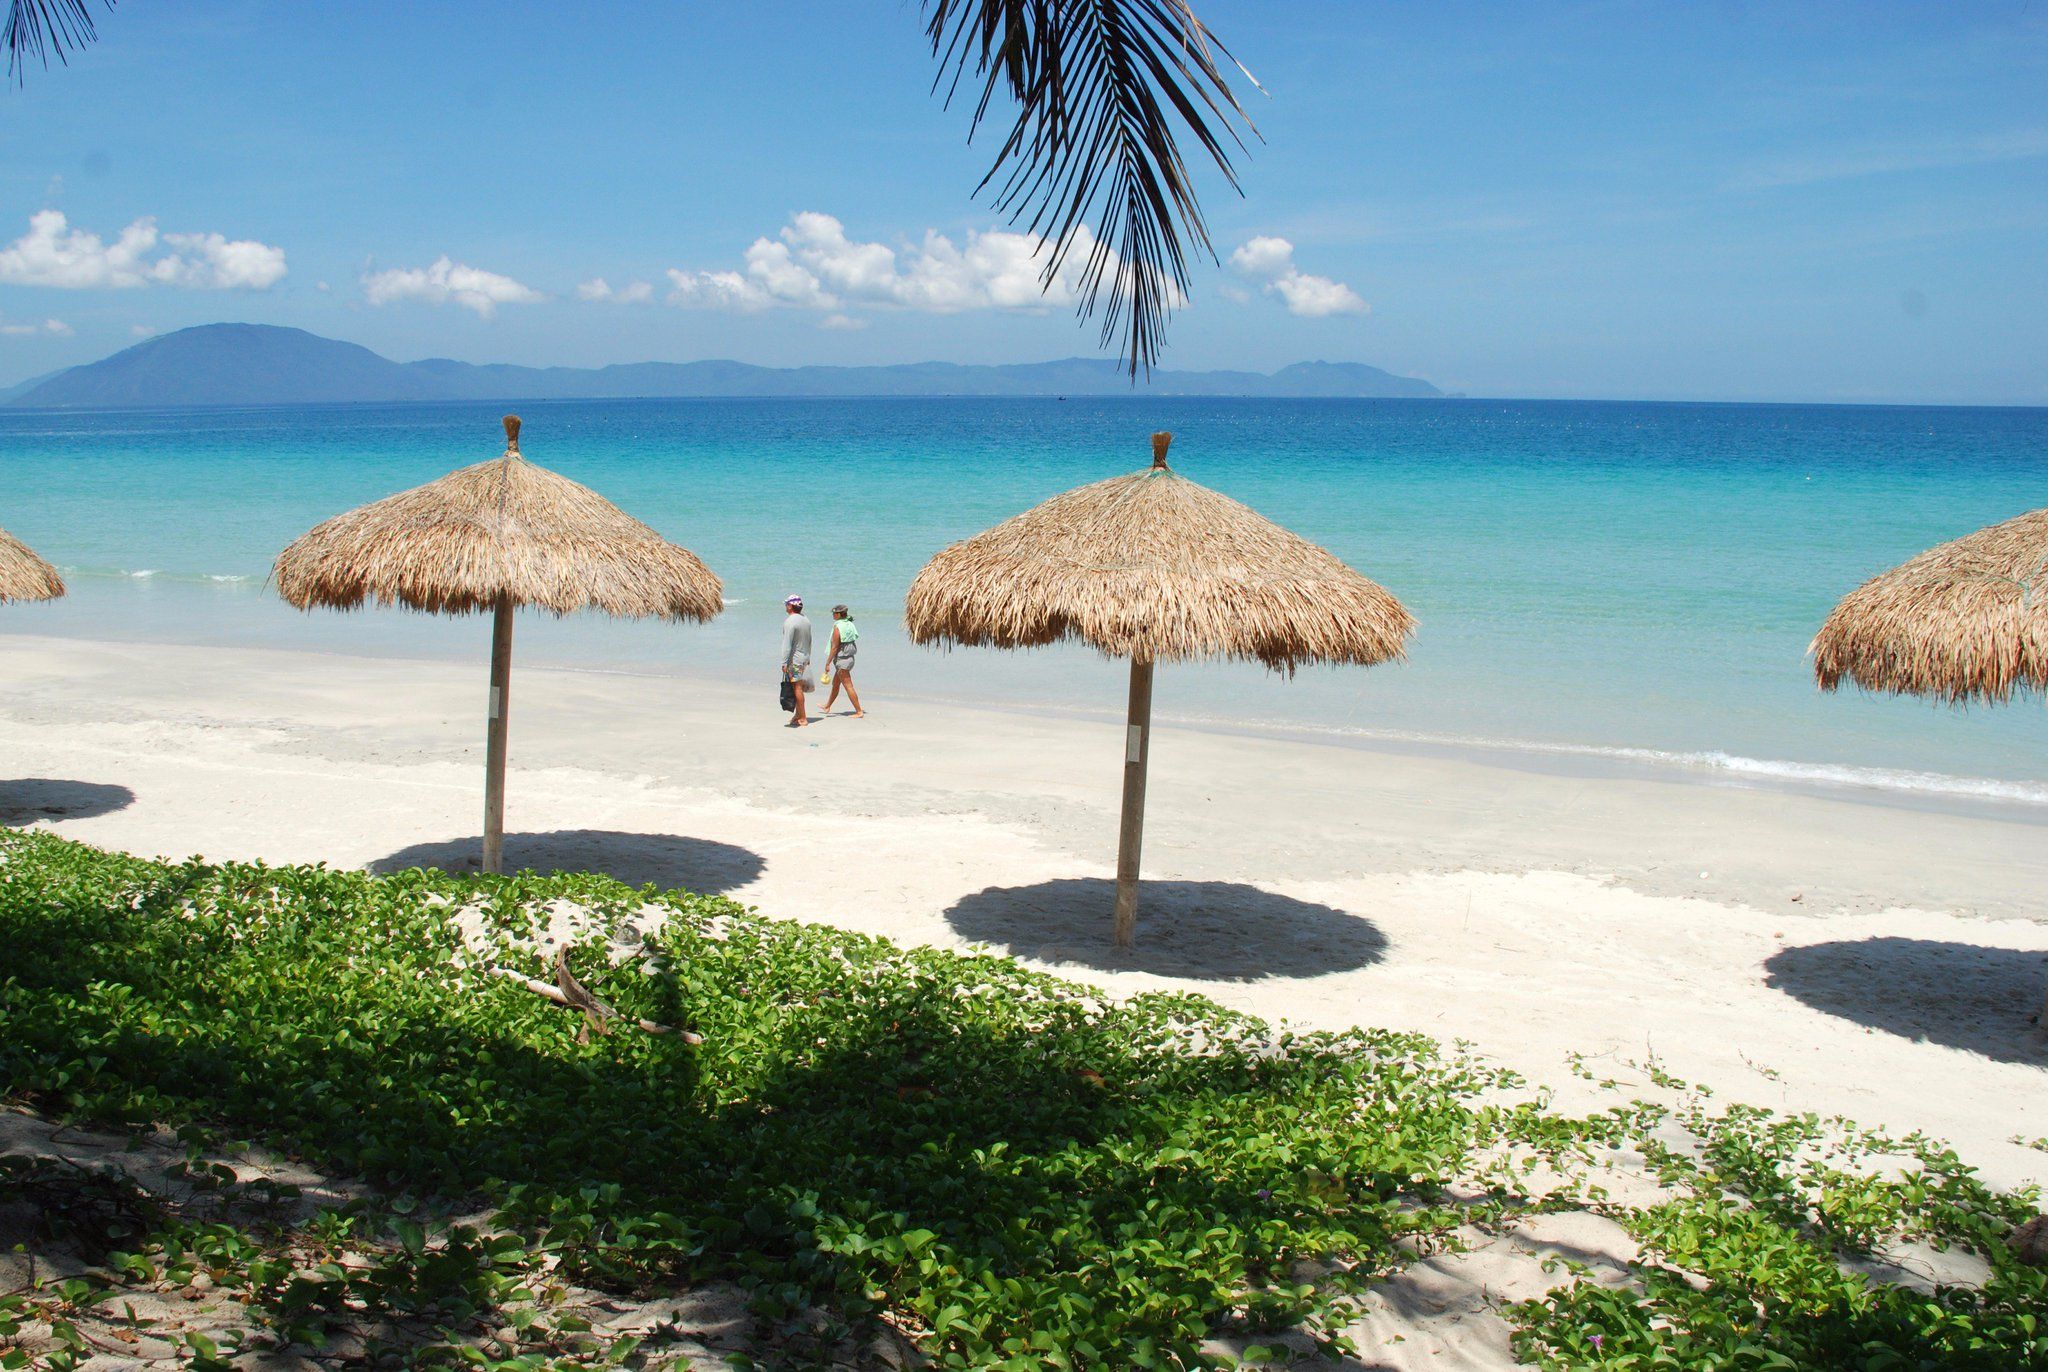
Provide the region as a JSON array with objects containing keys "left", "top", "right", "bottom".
[{"left": 3, "top": 396, "right": 2046, "bottom": 797}]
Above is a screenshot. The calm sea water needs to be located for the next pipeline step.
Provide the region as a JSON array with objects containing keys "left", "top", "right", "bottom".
[{"left": 4, "top": 397, "right": 2046, "bottom": 800}]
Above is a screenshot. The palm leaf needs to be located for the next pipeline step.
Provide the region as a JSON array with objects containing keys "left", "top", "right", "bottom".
[
  {"left": 4, "top": 0, "right": 111, "bottom": 81},
  {"left": 925, "top": 0, "right": 1257, "bottom": 375}
]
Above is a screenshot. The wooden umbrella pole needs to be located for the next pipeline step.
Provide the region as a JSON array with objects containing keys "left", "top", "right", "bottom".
[
  {"left": 482, "top": 593, "right": 515, "bottom": 874},
  {"left": 1113, "top": 656, "right": 1155, "bottom": 949}
]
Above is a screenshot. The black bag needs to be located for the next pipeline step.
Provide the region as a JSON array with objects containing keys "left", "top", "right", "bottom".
[{"left": 779, "top": 676, "right": 796, "bottom": 712}]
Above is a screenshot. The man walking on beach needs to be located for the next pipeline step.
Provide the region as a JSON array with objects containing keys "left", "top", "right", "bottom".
[{"left": 781, "top": 595, "right": 814, "bottom": 728}]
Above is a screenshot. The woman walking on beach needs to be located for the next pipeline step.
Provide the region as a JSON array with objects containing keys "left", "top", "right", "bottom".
[
  {"left": 821, "top": 604, "right": 864, "bottom": 718},
  {"left": 781, "top": 595, "right": 814, "bottom": 727}
]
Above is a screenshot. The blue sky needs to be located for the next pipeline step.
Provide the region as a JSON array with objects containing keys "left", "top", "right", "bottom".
[{"left": 0, "top": 1, "right": 2043, "bottom": 403}]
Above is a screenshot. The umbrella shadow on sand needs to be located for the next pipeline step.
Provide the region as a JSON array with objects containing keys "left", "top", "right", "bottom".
[
  {"left": 1764, "top": 937, "right": 2048, "bottom": 1066},
  {"left": 370, "top": 829, "right": 765, "bottom": 896},
  {"left": 945, "top": 878, "right": 1386, "bottom": 982},
  {"left": 0, "top": 779, "right": 135, "bottom": 825}
]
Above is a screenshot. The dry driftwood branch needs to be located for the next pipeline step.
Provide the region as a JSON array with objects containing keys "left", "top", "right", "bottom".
[{"left": 488, "top": 951, "right": 702, "bottom": 1045}]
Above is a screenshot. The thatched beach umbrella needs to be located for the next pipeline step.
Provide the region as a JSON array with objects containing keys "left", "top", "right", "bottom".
[
  {"left": 0, "top": 525, "right": 64, "bottom": 604},
  {"left": 275, "top": 416, "right": 721, "bottom": 873},
  {"left": 1812, "top": 507, "right": 2048, "bottom": 1023},
  {"left": 906, "top": 432, "right": 1413, "bottom": 947},
  {"left": 1813, "top": 506, "right": 2048, "bottom": 704}
]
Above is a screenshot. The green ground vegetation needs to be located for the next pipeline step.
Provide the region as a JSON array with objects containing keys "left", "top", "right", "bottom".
[{"left": 1, "top": 831, "right": 2041, "bottom": 1369}]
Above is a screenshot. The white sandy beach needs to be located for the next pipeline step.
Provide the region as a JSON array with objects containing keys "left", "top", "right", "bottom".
[{"left": 5, "top": 632, "right": 2046, "bottom": 1196}]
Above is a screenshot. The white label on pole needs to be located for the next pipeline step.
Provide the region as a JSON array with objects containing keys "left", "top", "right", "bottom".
[
  {"left": 1126, "top": 724, "right": 1144, "bottom": 763},
  {"left": 489, "top": 686, "right": 501, "bottom": 720}
]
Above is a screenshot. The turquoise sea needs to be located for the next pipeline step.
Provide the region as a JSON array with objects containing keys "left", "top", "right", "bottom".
[{"left": 4, "top": 397, "right": 2047, "bottom": 801}]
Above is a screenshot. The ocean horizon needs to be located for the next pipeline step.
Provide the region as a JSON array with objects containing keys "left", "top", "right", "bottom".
[{"left": 6, "top": 394, "right": 2047, "bottom": 803}]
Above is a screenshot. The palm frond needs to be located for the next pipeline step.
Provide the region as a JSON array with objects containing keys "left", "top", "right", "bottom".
[
  {"left": 925, "top": 0, "right": 1257, "bottom": 376},
  {"left": 4, "top": 0, "right": 111, "bottom": 82}
]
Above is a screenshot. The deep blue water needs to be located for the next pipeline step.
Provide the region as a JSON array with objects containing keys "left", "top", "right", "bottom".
[{"left": 3, "top": 396, "right": 2046, "bottom": 797}]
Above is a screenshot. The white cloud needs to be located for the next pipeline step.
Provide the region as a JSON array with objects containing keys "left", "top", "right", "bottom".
[
  {"left": 665, "top": 268, "right": 767, "bottom": 311},
  {"left": 578, "top": 277, "right": 654, "bottom": 304},
  {"left": 818, "top": 313, "right": 867, "bottom": 331},
  {"left": 160, "top": 231, "right": 289, "bottom": 289},
  {"left": 1229, "top": 236, "right": 1296, "bottom": 279},
  {"left": 0, "top": 210, "right": 286, "bottom": 290},
  {"left": 1228, "top": 236, "right": 1367, "bottom": 317},
  {"left": 1270, "top": 272, "right": 1369, "bottom": 317},
  {"left": 131, "top": 324, "right": 153, "bottom": 337},
  {"left": 665, "top": 212, "right": 1134, "bottom": 316},
  {"left": 363, "top": 256, "right": 542, "bottom": 318},
  {"left": 0, "top": 317, "right": 71, "bottom": 337},
  {"left": 738, "top": 226, "right": 840, "bottom": 308}
]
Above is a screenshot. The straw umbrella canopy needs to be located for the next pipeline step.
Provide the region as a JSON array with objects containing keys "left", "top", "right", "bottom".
[
  {"left": 0, "top": 525, "right": 64, "bottom": 604},
  {"left": 905, "top": 432, "right": 1413, "bottom": 947},
  {"left": 275, "top": 416, "right": 722, "bottom": 872},
  {"left": 1812, "top": 506, "right": 2048, "bottom": 704},
  {"left": 1811, "top": 506, "right": 2048, "bottom": 1024}
]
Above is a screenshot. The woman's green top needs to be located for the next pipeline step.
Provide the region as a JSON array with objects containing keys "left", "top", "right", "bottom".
[{"left": 835, "top": 619, "right": 859, "bottom": 643}]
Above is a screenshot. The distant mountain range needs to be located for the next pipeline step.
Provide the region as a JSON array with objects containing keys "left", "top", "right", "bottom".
[{"left": 1, "top": 324, "right": 1442, "bottom": 409}]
